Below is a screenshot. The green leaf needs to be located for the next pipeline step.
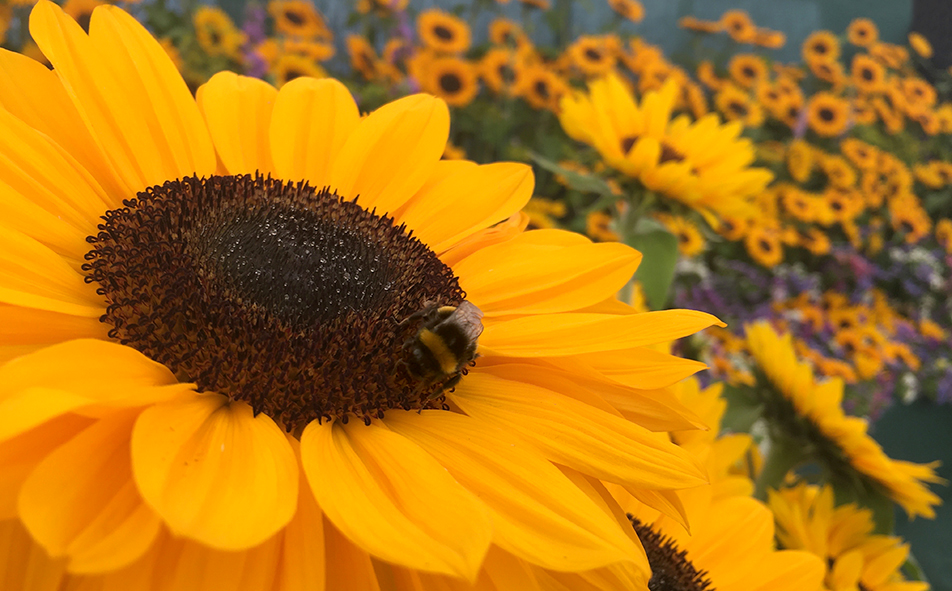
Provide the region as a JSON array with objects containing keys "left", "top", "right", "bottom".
[
  {"left": 625, "top": 218, "right": 679, "bottom": 310},
  {"left": 721, "top": 384, "right": 764, "bottom": 434},
  {"left": 529, "top": 152, "right": 619, "bottom": 199}
]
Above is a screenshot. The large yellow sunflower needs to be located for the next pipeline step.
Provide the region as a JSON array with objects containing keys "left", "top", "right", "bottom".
[
  {"left": 770, "top": 484, "right": 929, "bottom": 591},
  {"left": 559, "top": 72, "right": 773, "bottom": 223},
  {"left": 0, "top": 2, "right": 724, "bottom": 588},
  {"left": 745, "top": 322, "right": 944, "bottom": 519}
]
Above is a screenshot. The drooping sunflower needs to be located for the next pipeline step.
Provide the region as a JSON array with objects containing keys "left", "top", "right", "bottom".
[
  {"left": 0, "top": 2, "right": 723, "bottom": 588},
  {"left": 745, "top": 323, "right": 944, "bottom": 519},
  {"left": 417, "top": 56, "right": 480, "bottom": 107},
  {"left": 769, "top": 484, "right": 929, "bottom": 591},
  {"left": 847, "top": 17, "right": 878, "bottom": 47},
  {"left": 417, "top": 9, "right": 471, "bottom": 55},
  {"left": 908, "top": 31, "right": 933, "bottom": 59},
  {"left": 267, "top": 0, "right": 331, "bottom": 40},
  {"left": 559, "top": 73, "right": 774, "bottom": 223},
  {"left": 806, "top": 92, "right": 851, "bottom": 137},
  {"left": 607, "top": 0, "right": 644, "bottom": 22}
]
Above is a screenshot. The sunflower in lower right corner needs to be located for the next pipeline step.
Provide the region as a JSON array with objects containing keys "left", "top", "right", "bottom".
[
  {"left": 745, "top": 322, "right": 945, "bottom": 519},
  {"left": 769, "top": 483, "right": 929, "bottom": 591}
]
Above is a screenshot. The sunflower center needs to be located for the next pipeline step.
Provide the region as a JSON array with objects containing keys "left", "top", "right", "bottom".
[
  {"left": 83, "top": 174, "right": 466, "bottom": 430},
  {"left": 584, "top": 47, "right": 602, "bottom": 61},
  {"left": 534, "top": 80, "right": 550, "bottom": 99},
  {"left": 630, "top": 517, "right": 714, "bottom": 591},
  {"left": 284, "top": 9, "right": 305, "bottom": 26},
  {"left": 439, "top": 73, "right": 462, "bottom": 93},
  {"left": 433, "top": 25, "right": 454, "bottom": 41}
]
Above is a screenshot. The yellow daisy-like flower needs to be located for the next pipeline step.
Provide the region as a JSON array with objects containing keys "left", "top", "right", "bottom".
[
  {"left": 417, "top": 9, "right": 471, "bottom": 54},
  {"left": 0, "top": 2, "right": 723, "bottom": 587},
  {"left": 607, "top": 0, "right": 644, "bottom": 22},
  {"left": 559, "top": 73, "right": 774, "bottom": 223},
  {"left": 417, "top": 56, "right": 480, "bottom": 107},
  {"left": 720, "top": 9, "right": 756, "bottom": 43},
  {"left": 267, "top": 0, "right": 331, "bottom": 40},
  {"left": 271, "top": 53, "right": 327, "bottom": 87},
  {"left": 770, "top": 484, "right": 929, "bottom": 591},
  {"left": 657, "top": 215, "right": 706, "bottom": 257},
  {"left": 62, "top": 0, "right": 102, "bottom": 31},
  {"left": 851, "top": 53, "right": 887, "bottom": 94},
  {"left": 803, "top": 30, "right": 840, "bottom": 64},
  {"left": 847, "top": 18, "right": 878, "bottom": 47},
  {"left": 566, "top": 35, "right": 617, "bottom": 76},
  {"left": 193, "top": 5, "right": 247, "bottom": 61},
  {"left": 745, "top": 323, "right": 944, "bottom": 519},
  {"left": 806, "top": 92, "right": 851, "bottom": 137},
  {"left": 908, "top": 32, "right": 933, "bottom": 59},
  {"left": 728, "top": 53, "right": 768, "bottom": 88}
]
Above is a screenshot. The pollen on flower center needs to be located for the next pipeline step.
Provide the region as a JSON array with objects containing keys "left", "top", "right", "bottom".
[
  {"left": 83, "top": 174, "right": 465, "bottom": 429},
  {"left": 629, "top": 517, "right": 714, "bottom": 591}
]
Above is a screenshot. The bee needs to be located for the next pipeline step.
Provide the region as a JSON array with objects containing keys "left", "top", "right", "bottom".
[{"left": 402, "top": 300, "right": 484, "bottom": 396}]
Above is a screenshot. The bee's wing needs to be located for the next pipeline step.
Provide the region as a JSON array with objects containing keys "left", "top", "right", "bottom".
[{"left": 452, "top": 301, "right": 485, "bottom": 339}]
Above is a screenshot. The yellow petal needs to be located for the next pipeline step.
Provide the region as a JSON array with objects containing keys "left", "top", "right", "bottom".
[
  {"left": 480, "top": 309, "right": 725, "bottom": 356},
  {"left": 438, "top": 212, "right": 528, "bottom": 269},
  {"left": 570, "top": 348, "right": 708, "bottom": 389},
  {"left": 270, "top": 77, "right": 360, "bottom": 186},
  {"left": 19, "top": 410, "right": 161, "bottom": 574},
  {"left": 0, "top": 48, "right": 127, "bottom": 200},
  {"left": 300, "top": 419, "right": 492, "bottom": 581},
  {"left": 0, "top": 227, "right": 104, "bottom": 317},
  {"left": 0, "top": 519, "right": 67, "bottom": 591},
  {"left": 384, "top": 410, "right": 644, "bottom": 572},
  {"left": 0, "top": 304, "right": 108, "bottom": 349},
  {"left": 274, "top": 437, "right": 325, "bottom": 591},
  {"left": 749, "top": 551, "right": 825, "bottom": 591},
  {"left": 450, "top": 373, "right": 707, "bottom": 490},
  {"left": 0, "top": 340, "right": 189, "bottom": 441},
  {"left": 198, "top": 72, "right": 277, "bottom": 176},
  {"left": 396, "top": 162, "right": 533, "bottom": 252},
  {"left": 30, "top": 1, "right": 214, "bottom": 193},
  {"left": 454, "top": 236, "right": 640, "bottom": 316},
  {"left": 131, "top": 394, "right": 298, "bottom": 550},
  {"left": 0, "top": 413, "right": 93, "bottom": 520},
  {"left": 328, "top": 94, "right": 448, "bottom": 215},
  {"left": 324, "top": 519, "right": 382, "bottom": 591}
]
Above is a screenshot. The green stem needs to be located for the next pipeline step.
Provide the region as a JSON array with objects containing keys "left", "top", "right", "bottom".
[{"left": 753, "top": 436, "right": 807, "bottom": 501}]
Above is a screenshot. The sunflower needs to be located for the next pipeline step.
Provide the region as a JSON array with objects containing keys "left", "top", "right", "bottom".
[
  {"left": 271, "top": 53, "right": 326, "bottom": 87},
  {"left": 678, "top": 15, "right": 722, "bottom": 34},
  {"left": 745, "top": 323, "right": 944, "bottom": 518},
  {"left": 839, "top": 138, "right": 878, "bottom": 170},
  {"left": 802, "top": 30, "right": 840, "bottom": 64},
  {"left": 850, "top": 53, "right": 886, "bottom": 94},
  {"left": 669, "top": 217, "right": 705, "bottom": 257},
  {"left": 715, "top": 83, "right": 764, "bottom": 127},
  {"left": 585, "top": 211, "right": 620, "bottom": 242},
  {"left": 488, "top": 17, "right": 528, "bottom": 47},
  {"left": 806, "top": 92, "right": 850, "bottom": 137},
  {"left": 720, "top": 9, "right": 756, "bottom": 43},
  {"left": 267, "top": 0, "right": 331, "bottom": 40},
  {"left": 908, "top": 31, "right": 933, "bottom": 59},
  {"left": 786, "top": 139, "right": 814, "bottom": 182},
  {"left": 809, "top": 59, "right": 846, "bottom": 88},
  {"left": 728, "top": 53, "right": 767, "bottom": 88},
  {"left": 847, "top": 17, "right": 878, "bottom": 47},
  {"left": 559, "top": 73, "right": 773, "bottom": 223},
  {"left": 514, "top": 64, "right": 567, "bottom": 111},
  {"left": 417, "top": 9, "right": 471, "bottom": 55},
  {"left": 567, "top": 35, "right": 617, "bottom": 76},
  {"left": 0, "top": 2, "right": 725, "bottom": 587},
  {"left": 754, "top": 29, "right": 786, "bottom": 49},
  {"left": 607, "top": 0, "right": 644, "bottom": 22},
  {"left": 820, "top": 154, "right": 857, "bottom": 189},
  {"left": 417, "top": 56, "right": 480, "bottom": 107},
  {"left": 346, "top": 34, "right": 381, "bottom": 80},
  {"left": 193, "top": 5, "right": 246, "bottom": 61},
  {"left": 745, "top": 224, "right": 784, "bottom": 267},
  {"left": 770, "top": 484, "right": 929, "bottom": 591},
  {"left": 479, "top": 47, "right": 520, "bottom": 94}
]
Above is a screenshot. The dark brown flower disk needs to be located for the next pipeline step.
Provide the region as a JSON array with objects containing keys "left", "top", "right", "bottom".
[
  {"left": 84, "top": 174, "right": 464, "bottom": 430},
  {"left": 629, "top": 516, "right": 714, "bottom": 591}
]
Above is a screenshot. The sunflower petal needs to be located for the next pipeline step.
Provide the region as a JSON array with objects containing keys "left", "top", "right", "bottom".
[
  {"left": 396, "top": 162, "right": 533, "bottom": 252},
  {"left": 300, "top": 419, "right": 492, "bottom": 581},
  {"left": 0, "top": 305, "right": 109, "bottom": 349},
  {"left": 29, "top": 1, "right": 214, "bottom": 192},
  {"left": 750, "top": 551, "right": 826, "bottom": 591},
  {"left": 19, "top": 410, "right": 161, "bottom": 574},
  {"left": 328, "top": 94, "right": 448, "bottom": 214},
  {"left": 384, "top": 410, "right": 644, "bottom": 572},
  {"left": 480, "top": 310, "right": 725, "bottom": 356},
  {"left": 198, "top": 72, "right": 277, "bottom": 176},
  {"left": 0, "top": 520, "right": 67, "bottom": 591},
  {"left": 454, "top": 235, "right": 640, "bottom": 316},
  {"left": 324, "top": 519, "right": 382, "bottom": 591},
  {"left": 275, "top": 438, "right": 325, "bottom": 591},
  {"left": 269, "top": 77, "right": 360, "bottom": 186},
  {"left": 570, "top": 348, "right": 708, "bottom": 389},
  {"left": 131, "top": 394, "right": 298, "bottom": 551},
  {"left": 450, "top": 373, "right": 706, "bottom": 490},
  {"left": 0, "top": 228, "right": 103, "bottom": 317},
  {"left": 0, "top": 48, "right": 127, "bottom": 200},
  {"left": 0, "top": 414, "right": 93, "bottom": 520}
]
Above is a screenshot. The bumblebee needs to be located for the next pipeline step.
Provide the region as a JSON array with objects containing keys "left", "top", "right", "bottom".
[{"left": 403, "top": 300, "right": 484, "bottom": 395}]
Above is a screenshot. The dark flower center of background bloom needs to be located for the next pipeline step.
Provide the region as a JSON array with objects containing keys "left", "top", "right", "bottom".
[
  {"left": 439, "top": 73, "right": 462, "bottom": 93},
  {"left": 284, "top": 9, "right": 305, "bottom": 25},
  {"left": 433, "top": 25, "right": 454, "bottom": 41},
  {"left": 84, "top": 175, "right": 464, "bottom": 430},
  {"left": 630, "top": 517, "right": 714, "bottom": 591}
]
